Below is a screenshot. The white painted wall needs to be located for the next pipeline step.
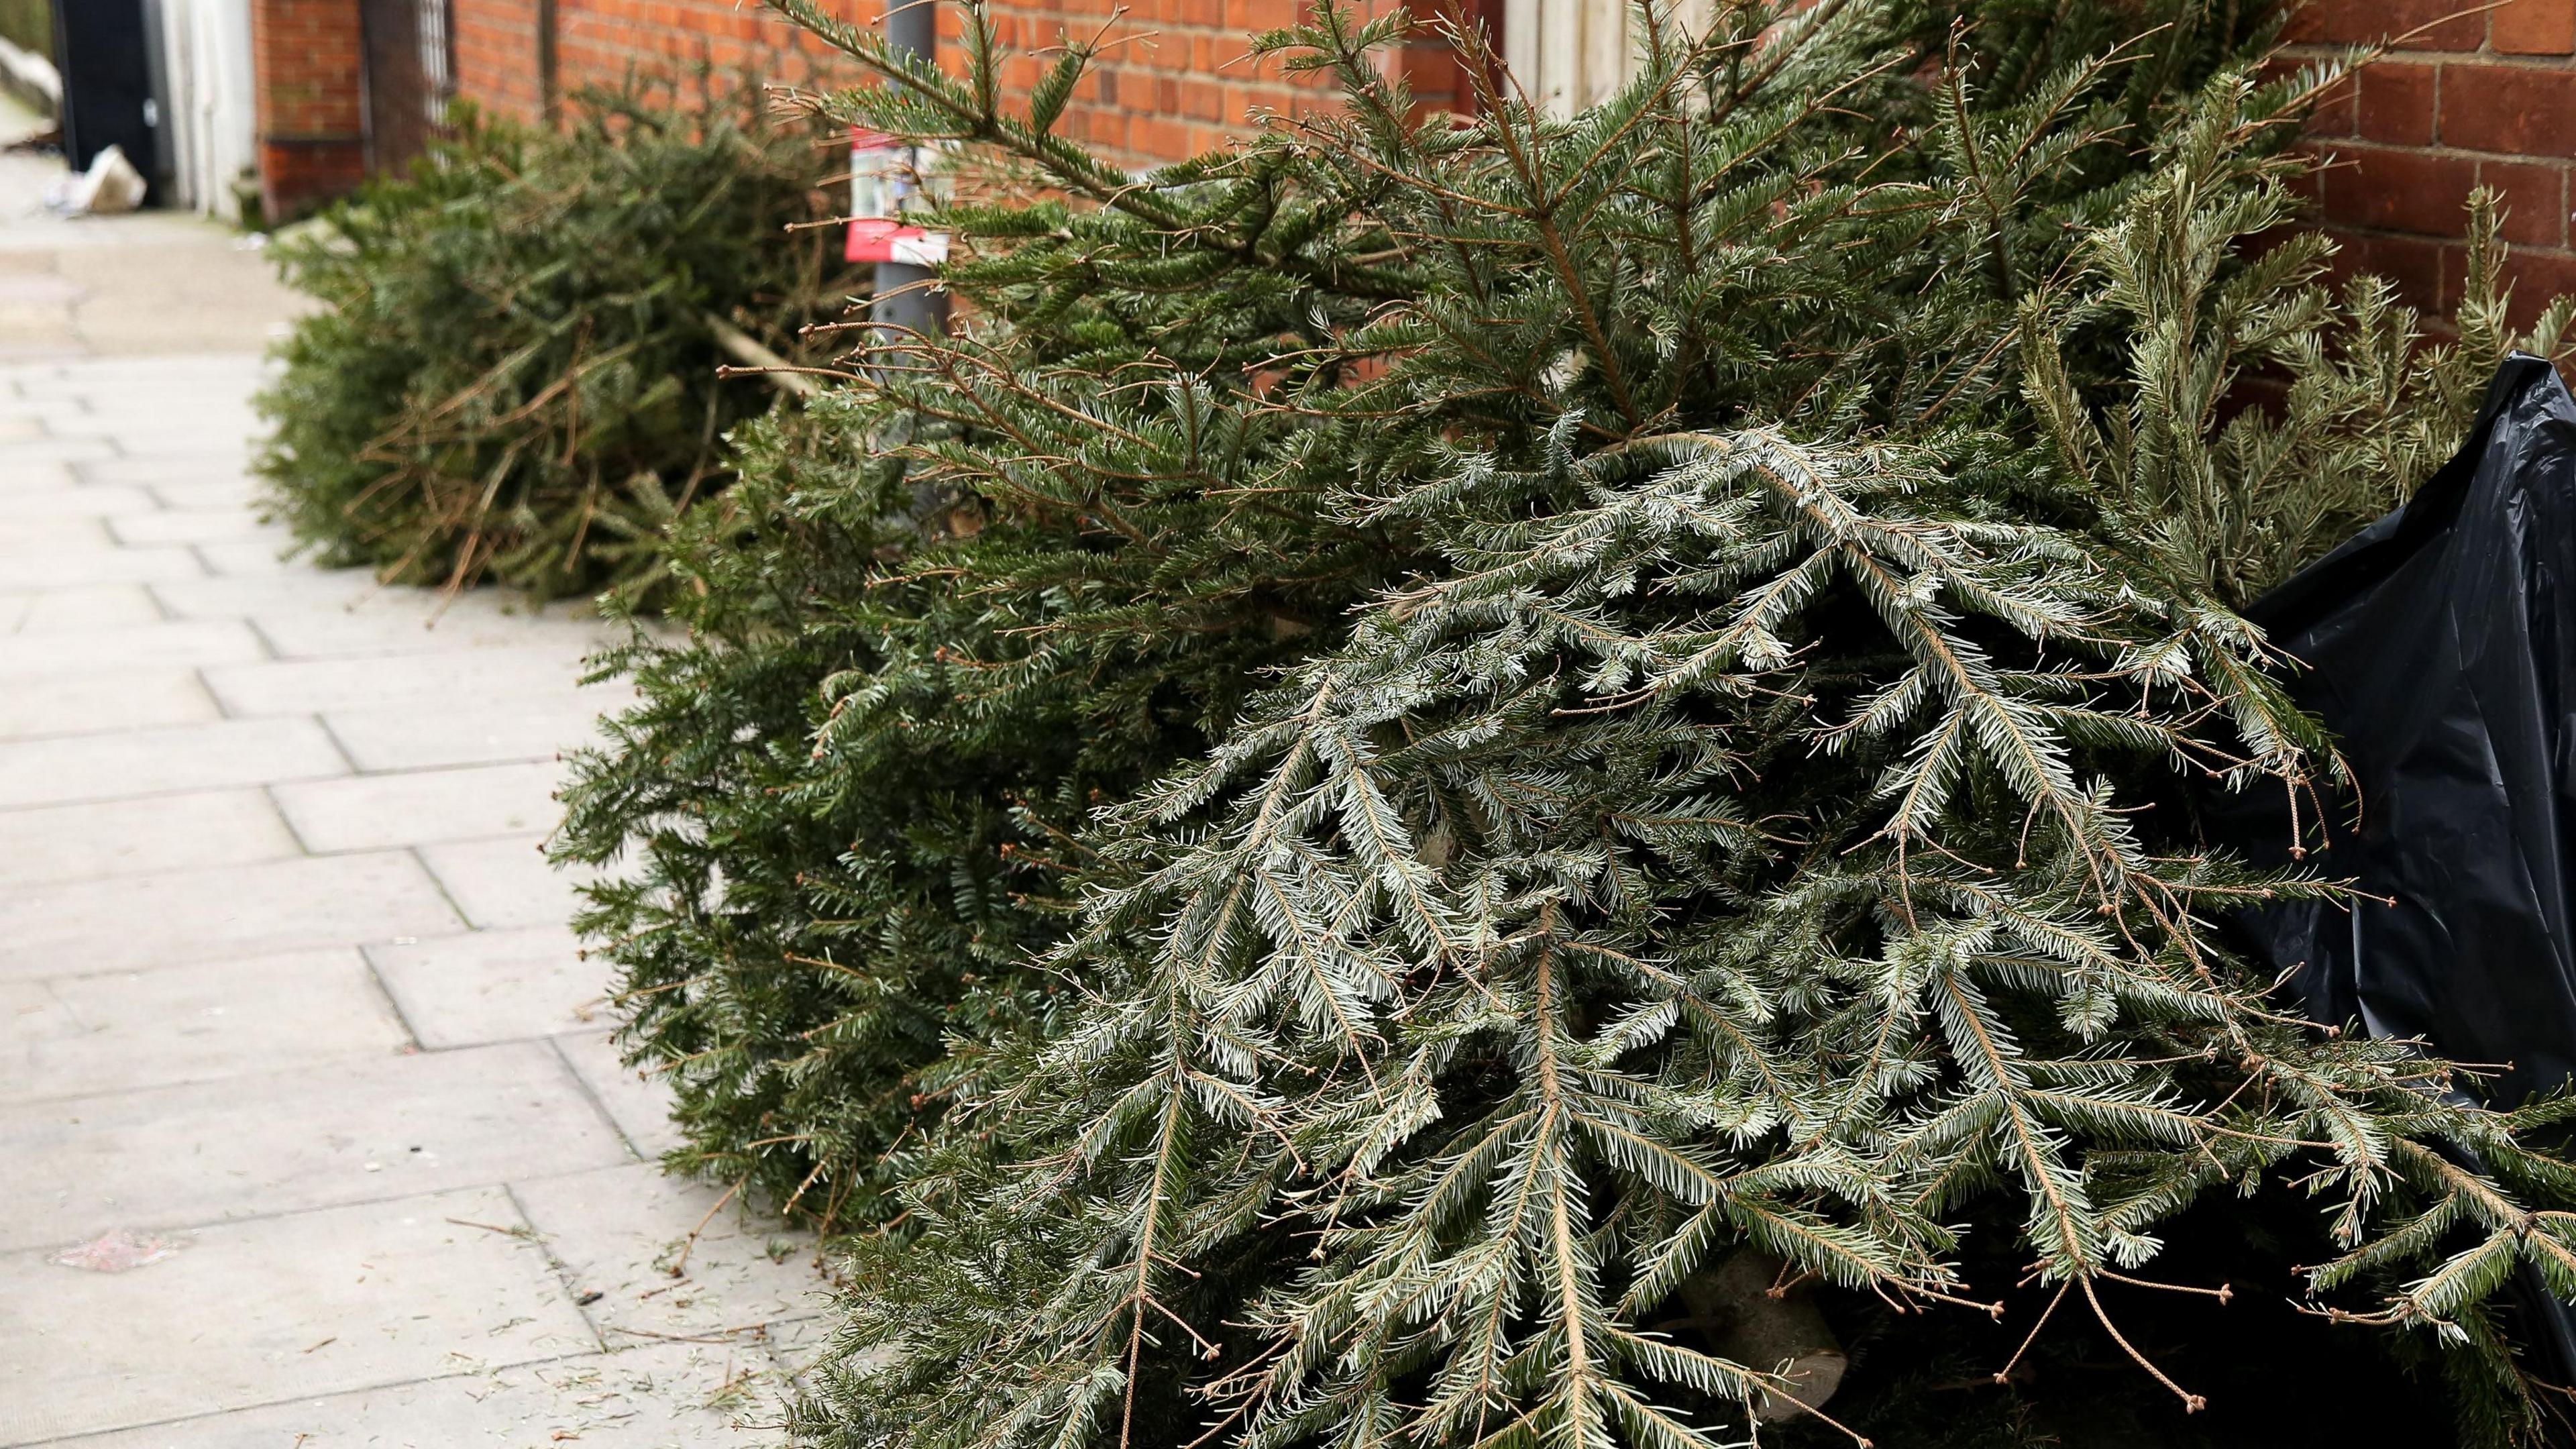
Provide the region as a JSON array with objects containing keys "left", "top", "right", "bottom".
[
  {"left": 1502, "top": 0, "right": 1711, "bottom": 117},
  {"left": 154, "top": 0, "right": 256, "bottom": 219}
]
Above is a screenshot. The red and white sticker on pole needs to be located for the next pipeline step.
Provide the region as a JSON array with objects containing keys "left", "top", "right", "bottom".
[{"left": 847, "top": 129, "right": 950, "bottom": 266}]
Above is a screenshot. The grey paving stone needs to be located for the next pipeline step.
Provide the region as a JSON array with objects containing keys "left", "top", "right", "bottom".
[
  {"left": 368, "top": 926, "right": 608, "bottom": 1048},
  {"left": 0, "top": 618, "right": 263, "bottom": 678},
  {"left": 0, "top": 1041, "right": 631, "bottom": 1250},
  {"left": 514, "top": 1162, "right": 824, "bottom": 1347},
  {"left": 0, "top": 582, "right": 162, "bottom": 632},
  {"left": 8, "top": 948, "right": 409, "bottom": 1102},
  {"left": 40, "top": 1339, "right": 784, "bottom": 1449},
  {"left": 0, "top": 669, "right": 221, "bottom": 742},
  {"left": 105, "top": 507, "right": 277, "bottom": 545},
  {"left": 193, "top": 538, "right": 300, "bottom": 576},
  {"left": 0, "top": 1187, "right": 597, "bottom": 1444},
  {"left": 148, "top": 568, "right": 384, "bottom": 619},
  {"left": 0, "top": 542, "right": 202, "bottom": 587},
  {"left": 0, "top": 460, "right": 76, "bottom": 491},
  {"left": 72, "top": 453, "right": 254, "bottom": 488},
  {"left": 0, "top": 511, "right": 112, "bottom": 545},
  {"left": 325, "top": 693, "right": 627, "bottom": 770},
  {"left": 1, "top": 973, "right": 74, "bottom": 1047},
  {"left": 40, "top": 409, "right": 258, "bottom": 439},
  {"left": 418, "top": 835, "right": 593, "bottom": 931},
  {"left": 0, "top": 338, "right": 763, "bottom": 1441},
  {"left": 15, "top": 358, "right": 266, "bottom": 396},
  {"left": 204, "top": 645, "right": 606, "bottom": 717},
  {"left": 0, "top": 398, "right": 90, "bottom": 425},
  {"left": 553, "top": 1028, "right": 685, "bottom": 1160},
  {"left": 0, "top": 788, "right": 299, "bottom": 886},
  {"left": 250, "top": 596, "right": 617, "bottom": 660},
  {"left": 272, "top": 760, "right": 566, "bottom": 853},
  {"left": 0, "top": 434, "right": 113, "bottom": 464},
  {"left": 146, "top": 477, "right": 258, "bottom": 511},
  {"left": 762, "top": 1312, "right": 837, "bottom": 1377},
  {"left": 0, "top": 482, "right": 157, "bottom": 517},
  {"left": 0, "top": 716, "right": 342, "bottom": 808},
  {"left": 0, "top": 851, "right": 460, "bottom": 979}
]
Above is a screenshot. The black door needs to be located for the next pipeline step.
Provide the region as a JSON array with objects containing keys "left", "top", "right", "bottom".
[{"left": 49, "top": 0, "right": 158, "bottom": 191}]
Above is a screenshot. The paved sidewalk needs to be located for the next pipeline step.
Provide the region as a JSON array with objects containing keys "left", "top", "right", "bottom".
[{"left": 0, "top": 136, "right": 820, "bottom": 1449}]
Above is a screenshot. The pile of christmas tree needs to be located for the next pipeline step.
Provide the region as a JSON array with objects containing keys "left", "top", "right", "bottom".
[
  {"left": 557, "top": 0, "right": 2576, "bottom": 1442},
  {"left": 257, "top": 78, "right": 859, "bottom": 606}
]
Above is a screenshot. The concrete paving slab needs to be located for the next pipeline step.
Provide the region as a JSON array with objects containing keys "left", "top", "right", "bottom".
[
  {"left": 148, "top": 569, "right": 386, "bottom": 619},
  {"left": 0, "top": 459, "right": 76, "bottom": 490},
  {"left": 0, "top": 619, "right": 265, "bottom": 678},
  {"left": 0, "top": 716, "right": 343, "bottom": 808},
  {"left": 553, "top": 1029, "right": 687, "bottom": 1161},
  {"left": 0, "top": 851, "right": 461, "bottom": 979},
  {"left": 50, "top": 240, "right": 308, "bottom": 358},
  {"left": 74, "top": 453, "right": 254, "bottom": 487},
  {"left": 326, "top": 694, "right": 626, "bottom": 771},
  {"left": 0, "top": 483, "right": 157, "bottom": 517},
  {"left": 0, "top": 583, "right": 164, "bottom": 633},
  {"left": 0, "top": 394, "right": 92, "bottom": 421},
  {"left": 146, "top": 478, "right": 258, "bottom": 511},
  {"left": 0, "top": 789, "right": 300, "bottom": 887},
  {"left": 38, "top": 1339, "right": 783, "bottom": 1449},
  {"left": 0, "top": 542, "right": 203, "bottom": 587},
  {"left": 9, "top": 948, "right": 409, "bottom": 1102},
  {"left": 0, "top": 435, "right": 113, "bottom": 464},
  {"left": 368, "top": 927, "right": 607, "bottom": 1049},
  {"left": 0, "top": 669, "right": 222, "bottom": 742},
  {"left": 11, "top": 353, "right": 271, "bottom": 387},
  {"left": 273, "top": 761, "right": 566, "bottom": 853},
  {"left": 513, "top": 1163, "right": 824, "bottom": 1345},
  {"left": 2, "top": 975, "right": 76, "bottom": 1049},
  {"left": 0, "top": 512, "right": 112, "bottom": 545},
  {"left": 43, "top": 417, "right": 260, "bottom": 450},
  {"left": 106, "top": 508, "right": 277, "bottom": 545},
  {"left": 191, "top": 533, "right": 293, "bottom": 571},
  {"left": 204, "top": 646, "right": 611, "bottom": 717},
  {"left": 0, "top": 1041, "right": 631, "bottom": 1250},
  {"left": 0, "top": 210, "right": 750, "bottom": 1441},
  {"left": 419, "top": 835, "right": 592, "bottom": 931},
  {"left": 0, "top": 1187, "right": 596, "bottom": 1444},
  {"left": 250, "top": 598, "right": 619, "bottom": 660}
]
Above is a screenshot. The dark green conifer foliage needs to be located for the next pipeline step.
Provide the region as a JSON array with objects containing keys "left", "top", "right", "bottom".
[
  {"left": 551, "top": 50, "right": 1430, "bottom": 1220},
  {"left": 553, "top": 0, "right": 2253, "bottom": 1238},
  {"left": 255, "top": 80, "right": 855, "bottom": 604},
  {"left": 651, "top": 7, "right": 2576, "bottom": 1449}
]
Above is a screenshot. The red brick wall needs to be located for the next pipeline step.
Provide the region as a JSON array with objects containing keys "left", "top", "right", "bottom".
[
  {"left": 2292, "top": 0, "right": 2576, "bottom": 327},
  {"left": 969, "top": 0, "right": 1474, "bottom": 164},
  {"left": 449, "top": 0, "right": 1464, "bottom": 168},
  {"left": 250, "top": 0, "right": 367, "bottom": 219},
  {"left": 453, "top": 0, "right": 865, "bottom": 123}
]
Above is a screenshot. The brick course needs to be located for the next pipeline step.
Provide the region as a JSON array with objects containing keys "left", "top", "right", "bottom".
[
  {"left": 447, "top": 0, "right": 1452, "bottom": 170},
  {"left": 2294, "top": 0, "right": 2576, "bottom": 327}
]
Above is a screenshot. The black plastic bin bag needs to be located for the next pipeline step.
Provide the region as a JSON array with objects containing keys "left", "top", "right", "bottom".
[
  {"left": 2233, "top": 354, "right": 2576, "bottom": 1103},
  {"left": 2223, "top": 352, "right": 2576, "bottom": 1378}
]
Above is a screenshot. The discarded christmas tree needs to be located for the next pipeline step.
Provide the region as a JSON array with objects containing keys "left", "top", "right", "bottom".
[
  {"left": 551, "top": 42, "right": 1432, "bottom": 1220},
  {"left": 641, "top": 5, "right": 2576, "bottom": 1449},
  {"left": 256, "top": 79, "right": 856, "bottom": 604},
  {"left": 555, "top": 0, "right": 2278, "bottom": 1241}
]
